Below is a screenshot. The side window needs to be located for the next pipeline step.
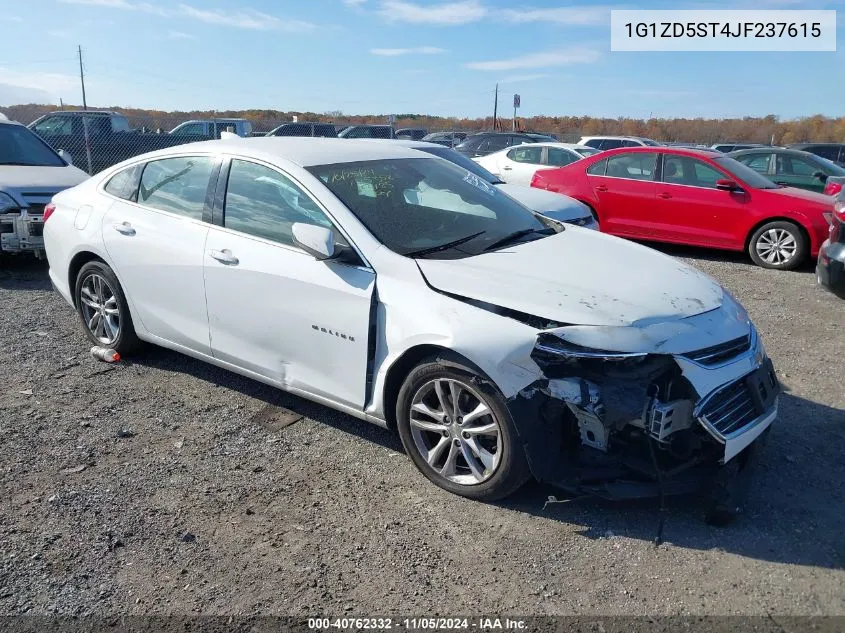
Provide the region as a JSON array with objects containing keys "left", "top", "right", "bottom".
[
  {"left": 138, "top": 156, "right": 214, "bottom": 220},
  {"left": 584, "top": 139, "right": 602, "bottom": 149},
  {"left": 782, "top": 156, "right": 818, "bottom": 176},
  {"left": 605, "top": 152, "right": 657, "bottom": 181},
  {"left": 276, "top": 123, "right": 309, "bottom": 136},
  {"left": 741, "top": 154, "right": 771, "bottom": 174},
  {"left": 174, "top": 123, "right": 205, "bottom": 135},
  {"left": 600, "top": 139, "right": 623, "bottom": 150},
  {"left": 809, "top": 146, "right": 839, "bottom": 161},
  {"left": 111, "top": 116, "right": 131, "bottom": 133},
  {"left": 371, "top": 127, "right": 392, "bottom": 139},
  {"left": 586, "top": 158, "right": 607, "bottom": 176},
  {"left": 485, "top": 137, "right": 510, "bottom": 153},
  {"left": 662, "top": 156, "right": 723, "bottom": 188},
  {"left": 622, "top": 139, "right": 640, "bottom": 147},
  {"left": 224, "top": 159, "right": 339, "bottom": 247},
  {"left": 104, "top": 165, "right": 140, "bottom": 201},
  {"left": 507, "top": 146, "right": 543, "bottom": 164},
  {"left": 33, "top": 116, "right": 72, "bottom": 135},
  {"left": 546, "top": 148, "right": 577, "bottom": 167}
]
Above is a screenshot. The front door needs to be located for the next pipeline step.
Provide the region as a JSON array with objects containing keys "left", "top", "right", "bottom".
[
  {"left": 203, "top": 158, "right": 375, "bottom": 410},
  {"left": 772, "top": 153, "right": 826, "bottom": 192},
  {"left": 590, "top": 151, "right": 659, "bottom": 237}
]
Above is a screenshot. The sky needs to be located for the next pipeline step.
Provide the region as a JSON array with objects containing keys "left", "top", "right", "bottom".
[{"left": 0, "top": 0, "right": 843, "bottom": 119}]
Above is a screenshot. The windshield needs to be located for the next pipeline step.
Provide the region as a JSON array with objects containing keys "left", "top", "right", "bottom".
[
  {"left": 0, "top": 123, "right": 65, "bottom": 167},
  {"left": 814, "top": 155, "right": 845, "bottom": 175},
  {"left": 714, "top": 156, "right": 779, "bottom": 189},
  {"left": 574, "top": 146, "right": 600, "bottom": 157},
  {"left": 419, "top": 146, "right": 503, "bottom": 184},
  {"left": 307, "top": 158, "right": 556, "bottom": 259},
  {"left": 642, "top": 139, "right": 661, "bottom": 146}
]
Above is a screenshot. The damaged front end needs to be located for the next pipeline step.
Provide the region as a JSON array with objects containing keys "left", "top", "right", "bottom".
[{"left": 508, "top": 301, "right": 779, "bottom": 510}]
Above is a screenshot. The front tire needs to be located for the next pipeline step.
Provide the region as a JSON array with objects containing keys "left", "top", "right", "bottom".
[
  {"left": 748, "top": 221, "right": 807, "bottom": 270},
  {"left": 74, "top": 260, "right": 141, "bottom": 355},
  {"left": 396, "top": 358, "right": 530, "bottom": 501}
]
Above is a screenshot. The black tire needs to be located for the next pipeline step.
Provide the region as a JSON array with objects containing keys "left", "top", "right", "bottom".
[
  {"left": 395, "top": 357, "right": 531, "bottom": 501},
  {"left": 748, "top": 221, "right": 807, "bottom": 270},
  {"left": 74, "top": 260, "right": 141, "bottom": 355}
]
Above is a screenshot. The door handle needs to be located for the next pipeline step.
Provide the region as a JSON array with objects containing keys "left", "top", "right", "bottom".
[
  {"left": 502, "top": 165, "right": 513, "bottom": 170},
  {"left": 112, "top": 222, "right": 135, "bottom": 236},
  {"left": 657, "top": 192, "right": 672, "bottom": 199},
  {"left": 208, "top": 249, "right": 239, "bottom": 265},
  {"left": 594, "top": 185, "right": 608, "bottom": 192}
]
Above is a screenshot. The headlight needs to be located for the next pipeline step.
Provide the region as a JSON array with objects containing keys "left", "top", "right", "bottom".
[
  {"left": 534, "top": 333, "right": 647, "bottom": 361},
  {"left": 0, "top": 192, "right": 20, "bottom": 214},
  {"left": 567, "top": 216, "right": 596, "bottom": 229}
]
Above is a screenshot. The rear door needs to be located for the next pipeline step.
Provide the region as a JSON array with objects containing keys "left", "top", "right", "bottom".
[
  {"left": 203, "top": 158, "right": 375, "bottom": 409},
  {"left": 102, "top": 154, "right": 218, "bottom": 354},
  {"left": 589, "top": 151, "right": 658, "bottom": 236},
  {"left": 772, "top": 154, "right": 826, "bottom": 192},
  {"left": 501, "top": 145, "right": 544, "bottom": 185},
  {"left": 653, "top": 154, "right": 749, "bottom": 247}
]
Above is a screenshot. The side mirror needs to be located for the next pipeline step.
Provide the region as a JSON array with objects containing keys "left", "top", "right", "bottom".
[
  {"left": 715, "top": 179, "right": 742, "bottom": 192},
  {"left": 813, "top": 171, "right": 828, "bottom": 183},
  {"left": 58, "top": 149, "right": 73, "bottom": 165},
  {"left": 292, "top": 223, "right": 335, "bottom": 260}
]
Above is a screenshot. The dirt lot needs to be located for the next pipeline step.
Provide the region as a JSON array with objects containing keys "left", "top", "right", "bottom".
[{"left": 1, "top": 246, "right": 844, "bottom": 618}]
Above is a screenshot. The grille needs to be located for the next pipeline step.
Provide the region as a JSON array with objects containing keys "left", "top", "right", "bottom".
[
  {"left": 700, "top": 367, "right": 778, "bottom": 437},
  {"left": 682, "top": 334, "right": 751, "bottom": 366}
]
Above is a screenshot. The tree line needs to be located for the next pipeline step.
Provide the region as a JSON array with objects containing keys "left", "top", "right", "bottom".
[{"left": 3, "top": 103, "right": 843, "bottom": 145}]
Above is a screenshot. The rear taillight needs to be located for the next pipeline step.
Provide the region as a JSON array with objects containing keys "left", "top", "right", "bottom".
[
  {"left": 43, "top": 202, "right": 56, "bottom": 222},
  {"left": 824, "top": 181, "right": 842, "bottom": 197},
  {"left": 530, "top": 172, "right": 546, "bottom": 189}
]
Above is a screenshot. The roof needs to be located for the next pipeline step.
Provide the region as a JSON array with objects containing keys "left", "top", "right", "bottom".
[
  {"left": 728, "top": 147, "right": 814, "bottom": 157},
  {"left": 596, "top": 146, "right": 722, "bottom": 158},
  {"left": 149, "top": 137, "right": 428, "bottom": 167},
  {"left": 787, "top": 142, "right": 844, "bottom": 147},
  {"left": 46, "top": 110, "right": 121, "bottom": 116}
]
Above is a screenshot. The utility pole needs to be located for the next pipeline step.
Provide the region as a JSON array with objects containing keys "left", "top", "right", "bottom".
[
  {"left": 492, "top": 83, "right": 498, "bottom": 131},
  {"left": 78, "top": 45, "right": 87, "bottom": 110}
]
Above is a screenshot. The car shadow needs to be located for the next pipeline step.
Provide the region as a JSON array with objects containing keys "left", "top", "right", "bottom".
[
  {"left": 133, "top": 347, "right": 845, "bottom": 570},
  {"left": 0, "top": 255, "right": 51, "bottom": 291},
  {"left": 639, "top": 241, "right": 819, "bottom": 273}
]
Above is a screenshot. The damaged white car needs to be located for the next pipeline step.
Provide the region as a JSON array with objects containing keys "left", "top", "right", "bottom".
[{"left": 44, "top": 138, "right": 778, "bottom": 523}]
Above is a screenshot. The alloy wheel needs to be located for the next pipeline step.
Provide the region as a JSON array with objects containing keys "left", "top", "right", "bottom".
[
  {"left": 755, "top": 228, "right": 797, "bottom": 266},
  {"left": 79, "top": 273, "right": 121, "bottom": 345},
  {"left": 408, "top": 378, "right": 502, "bottom": 485}
]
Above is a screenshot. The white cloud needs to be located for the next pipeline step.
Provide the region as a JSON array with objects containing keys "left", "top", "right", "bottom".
[
  {"left": 498, "top": 73, "right": 549, "bottom": 83},
  {"left": 0, "top": 67, "right": 80, "bottom": 106},
  {"left": 379, "top": 0, "right": 487, "bottom": 25},
  {"left": 58, "top": 0, "right": 167, "bottom": 15},
  {"left": 168, "top": 30, "right": 196, "bottom": 39},
  {"left": 501, "top": 6, "right": 611, "bottom": 25},
  {"left": 178, "top": 4, "right": 315, "bottom": 31},
  {"left": 465, "top": 48, "right": 600, "bottom": 71},
  {"left": 371, "top": 46, "right": 447, "bottom": 56},
  {"left": 342, "top": 0, "right": 367, "bottom": 5}
]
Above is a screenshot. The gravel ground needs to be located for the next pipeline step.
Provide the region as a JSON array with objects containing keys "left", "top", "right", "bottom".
[{"left": 1, "top": 246, "right": 844, "bottom": 619}]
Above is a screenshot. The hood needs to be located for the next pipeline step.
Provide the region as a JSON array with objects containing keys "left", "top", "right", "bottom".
[
  {"left": 0, "top": 164, "right": 89, "bottom": 190},
  {"left": 417, "top": 230, "right": 723, "bottom": 327},
  {"left": 496, "top": 184, "right": 591, "bottom": 221},
  {"left": 762, "top": 185, "right": 834, "bottom": 207}
]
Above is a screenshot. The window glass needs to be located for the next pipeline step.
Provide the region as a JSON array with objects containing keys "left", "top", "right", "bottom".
[
  {"left": 546, "top": 148, "right": 577, "bottom": 167},
  {"left": 420, "top": 146, "right": 500, "bottom": 183},
  {"left": 662, "top": 156, "right": 723, "bottom": 188},
  {"left": 600, "top": 139, "right": 623, "bottom": 150},
  {"left": 622, "top": 139, "right": 640, "bottom": 147},
  {"left": 111, "top": 116, "right": 131, "bottom": 133},
  {"left": 0, "top": 123, "right": 66, "bottom": 167},
  {"left": 174, "top": 123, "right": 205, "bottom": 135},
  {"left": 485, "top": 137, "right": 510, "bottom": 153},
  {"left": 740, "top": 154, "right": 771, "bottom": 173},
  {"left": 33, "top": 117, "right": 72, "bottom": 136},
  {"left": 104, "top": 165, "right": 139, "bottom": 200},
  {"left": 224, "top": 159, "right": 335, "bottom": 247},
  {"left": 583, "top": 139, "right": 603, "bottom": 149},
  {"left": 605, "top": 152, "right": 657, "bottom": 181},
  {"left": 586, "top": 158, "right": 607, "bottom": 176},
  {"left": 808, "top": 146, "right": 840, "bottom": 161},
  {"left": 275, "top": 123, "right": 309, "bottom": 136},
  {"left": 308, "top": 158, "right": 553, "bottom": 259},
  {"left": 508, "top": 146, "right": 543, "bottom": 164},
  {"left": 138, "top": 156, "right": 214, "bottom": 219},
  {"left": 779, "top": 155, "right": 818, "bottom": 176},
  {"left": 574, "top": 146, "right": 600, "bottom": 157}
]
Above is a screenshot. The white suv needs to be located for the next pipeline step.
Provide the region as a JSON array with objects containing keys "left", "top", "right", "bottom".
[{"left": 578, "top": 136, "right": 661, "bottom": 150}]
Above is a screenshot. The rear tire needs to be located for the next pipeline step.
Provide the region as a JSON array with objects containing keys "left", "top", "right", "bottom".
[
  {"left": 748, "top": 221, "right": 807, "bottom": 270},
  {"left": 396, "top": 357, "right": 531, "bottom": 501},
  {"left": 74, "top": 260, "right": 141, "bottom": 355}
]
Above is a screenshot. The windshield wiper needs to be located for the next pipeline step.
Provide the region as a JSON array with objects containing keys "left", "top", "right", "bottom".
[
  {"left": 405, "top": 231, "right": 486, "bottom": 258},
  {"left": 483, "top": 227, "right": 553, "bottom": 252}
]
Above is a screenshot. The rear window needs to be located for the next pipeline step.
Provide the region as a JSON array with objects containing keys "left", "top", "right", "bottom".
[
  {"left": 138, "top": 156, "right": 215, "bottom": 219},
  {"left": 0, "top": 123, "right": 65, "bottom": 167},
  {"left": 587, "top": 158, "right": 607, "bottom": 176},
  {"left": 104, "top": 164, "right": 141, "bottom": 201}
]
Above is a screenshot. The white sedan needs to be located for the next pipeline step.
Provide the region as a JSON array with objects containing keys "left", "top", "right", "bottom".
[
  {"left": 44, "top": 138, "right": 778, "bottom": 520},
  {"left": 474, "top": 142, "right": 600, "bottom": 186}
]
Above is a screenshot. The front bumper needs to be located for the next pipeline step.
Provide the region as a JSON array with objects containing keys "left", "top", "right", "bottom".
[
  {"left": 0, "top": 210, "right": 45, "bottom": 255},
  {"left": 817, "top": 238, "right": 845, "bottom": 298}
]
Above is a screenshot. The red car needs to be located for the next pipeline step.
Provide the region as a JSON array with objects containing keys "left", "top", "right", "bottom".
[{"left": 531, "top": 147, "right": 835, "bottom": 270}]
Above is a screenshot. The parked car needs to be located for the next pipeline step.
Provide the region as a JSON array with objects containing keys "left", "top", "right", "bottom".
[
  {"left": 394, "top": 128, "right": 427, "bottom": 141},
  {"left": 817, "top": 193, "right": 845, "bottom": 298},
  {"left": 454, "top": 132, "right": 545, "bottom": 158},
  {"left": 266, "top": 122, "right": 338, "bottom": 138},
  {"left": 787, "top": 143, "right": 845, "bottom": 168},
  {"left": 729, "top": 147, "right": 845, "bottom": 195},
  {"left": 44, "top": 137, "right": 778, "bottom": 521},
  {"left": 0, "top": 115, "right": 89, "bottom": 256},
  {"left": 578, "top": 136, "right": 661, "bottom": 150},
  {"left": 474, "top": 142, "right": 600, "bottom": 186},
  {"left": 530, "top": 146, "right": 835, "bottom": 270},
  {"left": 28, "top": 111, "right": 213, "bottom": 174},
  {"left": 711, "top": 143, "right": 768, "bottom": 153},
  {"left": 359, "top": 139, "right": 597, "bottom": 229},
  {"left": 170, "top": 119, "right": 252, "bottom": 138},
  {"left": 422, "top": 131, "right": 468, "bottom": 148},
  {"left": 338, "top": 125, "right": 394, "bottom": 139}
]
